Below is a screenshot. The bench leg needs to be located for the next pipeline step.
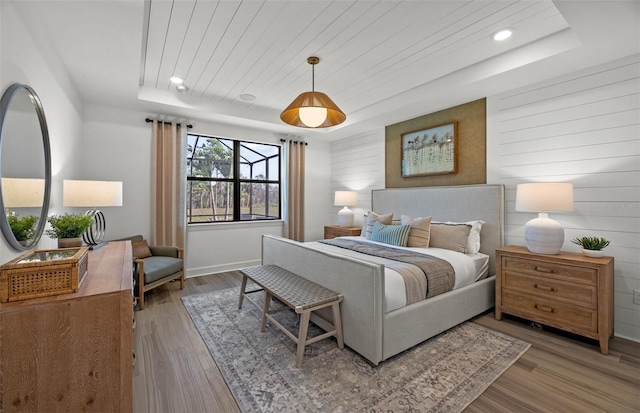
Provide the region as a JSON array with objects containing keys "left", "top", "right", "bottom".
[
  {"left": 296, "top": 310, "right": 311, "bottom": 368},
  {"left": 261, "top": 291, "right": 272, "bottom": 332},
  {"left": 238, "top": 274, "right": 248, "bottom": 309},
  {"left": 331, "top": 302, "right": 344, "bottom": 350}
]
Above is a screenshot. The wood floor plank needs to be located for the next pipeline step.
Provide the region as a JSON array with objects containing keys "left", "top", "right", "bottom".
[{"left": 132, "top": 273, "right": 640, "bottom": 413}]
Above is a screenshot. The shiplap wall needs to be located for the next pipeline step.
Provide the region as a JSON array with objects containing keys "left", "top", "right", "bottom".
[
  {"left": 330, "top": 55, "right": 639, "bottom": 341},
  {"left": 330, "top": 130, "right": 385, "bottom": 227},
  {"left": 487, "top": 54, "right": 640, "bottom": 341}
]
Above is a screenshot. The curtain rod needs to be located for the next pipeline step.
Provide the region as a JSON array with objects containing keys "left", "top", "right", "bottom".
[
  {"left": 145, "top": 118, "right": 193, "bottom": 129},
  {"left": 280, "top": 139, "right": 308, "bottom": 146}
]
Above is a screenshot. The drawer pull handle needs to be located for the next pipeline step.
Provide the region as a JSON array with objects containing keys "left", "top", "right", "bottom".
[
  {"left": 534, "top": 266, "right": 557, "bottom": 274},
  {"left": 534, "top": 284, "right": 557, "bottom": 292},
  {"left": 534, "top": 304, "right": 556, "bottom": 313}
]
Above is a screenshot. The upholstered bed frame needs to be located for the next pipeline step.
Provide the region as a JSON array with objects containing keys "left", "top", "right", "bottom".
[{"left": 262, "top": 184, "right": 504, "bottom": 365}]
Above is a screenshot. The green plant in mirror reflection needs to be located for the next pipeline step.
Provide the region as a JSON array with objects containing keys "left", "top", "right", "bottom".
[{"left": 7, "top": 214, "right": 38, "bottom": 242}]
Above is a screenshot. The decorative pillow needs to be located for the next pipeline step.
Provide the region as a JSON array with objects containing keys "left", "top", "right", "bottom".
[
  {"left": 434, "top": 220, "right": 485, "bottom": 254},
  {"left": 132, "top": 240, "right": 152, "bottom": 259},
  {"left": 361, "top": 211, "right": 393, "bottom": 239},
  {"left": 429, "top": 223, "right": 472, "bottom": 253},
  {"left": 370, "top": 222, "right": 411, "bottom": 247},
  {"left": 459, "top": 220, "right": 484, "bottom": 254},
  {"left": 400, "top": 215, "right": 432, "bottom": 248}
]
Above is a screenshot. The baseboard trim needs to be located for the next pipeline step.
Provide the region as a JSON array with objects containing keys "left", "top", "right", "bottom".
[{"left": 186, "top": 259, "right": 261, "bottom": 278}]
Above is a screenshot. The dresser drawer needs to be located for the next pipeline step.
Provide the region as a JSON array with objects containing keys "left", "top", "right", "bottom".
[
  {"left": 503, "top": 271, "right": 597, "bottom": 309},
  {"left": 502, "top": 290, "right": 597, "bottom": 335},
  {"left": 502, "top": 256, "right": 597, "bottom": 285}
]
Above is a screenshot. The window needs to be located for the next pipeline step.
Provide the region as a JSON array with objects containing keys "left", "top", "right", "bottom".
[{"left": 187, "top": 134, "right": 281, "bottom": 223}]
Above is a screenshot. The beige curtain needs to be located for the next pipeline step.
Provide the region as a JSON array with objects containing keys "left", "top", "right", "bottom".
[
  {"left": 283, "top": 139, "right": 306, "bottom": 241},
  {"left": 151, "top": 120, "right": 187, "bottom": 249}
]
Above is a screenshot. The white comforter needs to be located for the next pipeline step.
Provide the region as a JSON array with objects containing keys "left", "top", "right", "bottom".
[{"left": 307, "top": 236, "right": 488, "bottom": 313}]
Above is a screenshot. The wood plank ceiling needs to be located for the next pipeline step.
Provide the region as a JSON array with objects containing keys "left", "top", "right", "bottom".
[{"left": 141, "top": 0, "right": 569, "bottom": 118}]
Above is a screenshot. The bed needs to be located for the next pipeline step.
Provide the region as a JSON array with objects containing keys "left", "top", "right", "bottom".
[{"left": 261, "top": 184, "right": 504, "bottom": 365}]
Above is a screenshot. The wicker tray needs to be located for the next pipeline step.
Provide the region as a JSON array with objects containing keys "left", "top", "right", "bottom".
[{"left": 1, "top": 247, "right": 89, "bottom": 303}]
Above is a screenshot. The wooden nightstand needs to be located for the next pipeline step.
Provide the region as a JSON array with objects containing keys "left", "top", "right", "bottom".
[
  {"left": 324, "top": 225, "right": 362, "bottom": 239},
  {"left": 495, "top": 245, "right": 614, "bottom": 354}
]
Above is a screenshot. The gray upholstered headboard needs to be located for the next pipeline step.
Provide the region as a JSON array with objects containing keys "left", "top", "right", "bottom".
[{"left": 372, "top": 184, "right": 504, "bottom": 276}]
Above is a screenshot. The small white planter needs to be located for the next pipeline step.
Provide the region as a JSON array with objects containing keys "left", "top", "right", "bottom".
[{"left": 582, "top": 249, "right": 604, "bottom": 258}]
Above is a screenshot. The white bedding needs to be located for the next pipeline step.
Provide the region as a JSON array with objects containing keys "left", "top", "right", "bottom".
[{"left": 307, "top": 236, "right": 489, "bottom": 313}]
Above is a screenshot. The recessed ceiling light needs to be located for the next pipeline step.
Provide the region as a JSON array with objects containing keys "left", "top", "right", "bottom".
[
  {"left": 492, "top": 29, "right": 512, "bottom": 41},
  {"left": 176, "top": 84, "right": 188, "bottom": 93},
  {"left": 170, "top": 76, "right": 184, "bottom": 84},
  {"left": 239, "top": 93, "right": 256, "bottom": 102}
]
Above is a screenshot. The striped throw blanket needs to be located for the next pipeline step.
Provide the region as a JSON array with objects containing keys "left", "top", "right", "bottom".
[{"left": 317, "top": 239, "right": 455, "bottom": 304}]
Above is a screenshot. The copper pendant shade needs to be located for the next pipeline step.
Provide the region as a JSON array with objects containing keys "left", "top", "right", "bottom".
[{"left": 280, "top": 57, "right": 346, "bottom": 128}]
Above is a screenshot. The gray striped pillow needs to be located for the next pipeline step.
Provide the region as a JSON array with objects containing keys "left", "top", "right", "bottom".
[{"left": 370, "top": 222, "right": 411, "bottom": 247}]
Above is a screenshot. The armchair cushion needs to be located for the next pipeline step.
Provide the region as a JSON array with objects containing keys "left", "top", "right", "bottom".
[
  {"left": 132, "top": 240, "right": 153, "bottom": 258},
  {"left": 140, "top": 256, "right": 183, "bottom": 284},
  {"left": 149, "top": 245, "right": 180, "bottom": 258}
]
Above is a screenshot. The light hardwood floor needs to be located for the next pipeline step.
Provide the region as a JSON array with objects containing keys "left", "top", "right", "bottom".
[{"left": 133, "top": 272, "right": 640, "bottom": 412}]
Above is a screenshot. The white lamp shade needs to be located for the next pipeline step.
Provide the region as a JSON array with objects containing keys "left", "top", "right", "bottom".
[
  {"left": 63, "top": 180, "right": 123, "bottom": 207},
  {"left": 515, "top": 183, "right": 573, "bottom": 212},
  {"left": 516, "top": 182, "right": 573, "bottom": 255},
  {"left": 334, "top": 191, "right": 357, "bottom": 207},
  {"left": 2, "top": 178, "right": 45, "bottom": 207}
]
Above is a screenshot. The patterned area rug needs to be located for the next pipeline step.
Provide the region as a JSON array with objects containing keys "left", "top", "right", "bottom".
[{"left": 182, "top": 287, "right": 529, "bottom": 413}]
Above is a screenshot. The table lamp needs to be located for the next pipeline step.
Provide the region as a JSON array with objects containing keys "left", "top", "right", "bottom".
[
  {"left": 63, "top": 180, "right": 123, "bottom": 248},
  {"left": 334, "top": 191, "right": 358, "bottom": 227},
  {"left": 515, "top": 182, "right": 573, "bottom": 254}
]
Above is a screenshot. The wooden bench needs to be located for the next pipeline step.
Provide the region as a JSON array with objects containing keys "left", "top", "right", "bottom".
[{"left": 239, "top": 265, "right": 344, "bottom": 368}]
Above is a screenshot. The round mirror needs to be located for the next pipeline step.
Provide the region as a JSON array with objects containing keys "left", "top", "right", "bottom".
[{"left": 0, "top": 83, "right": 52, "bottom": 250}]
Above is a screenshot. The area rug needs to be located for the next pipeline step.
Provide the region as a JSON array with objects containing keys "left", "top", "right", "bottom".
[{"left": 182, "top": 287, "right": 530, "bottom": 412}]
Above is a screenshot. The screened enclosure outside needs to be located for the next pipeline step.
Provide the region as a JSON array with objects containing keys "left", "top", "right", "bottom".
[{"left": 187, "top": 134, "right": 281, "bottom": 223}]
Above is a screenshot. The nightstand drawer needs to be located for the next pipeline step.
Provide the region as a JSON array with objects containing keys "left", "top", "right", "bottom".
[
  {"left": 503, "top": 271, "right": 597, "bottom": 309},
  {"left": 324, "top": 226, "right": 362, "bottom": 239},
  {"left": 502, "top": 256, "right": 597, "bottom": 285},
  {"left": 502, "top": 290, "right": 597, "bottom": 335}
]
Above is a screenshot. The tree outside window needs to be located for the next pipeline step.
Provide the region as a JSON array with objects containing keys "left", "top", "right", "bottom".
[{"left": 187, "top": 134, "right": 280, "bottom": 223}]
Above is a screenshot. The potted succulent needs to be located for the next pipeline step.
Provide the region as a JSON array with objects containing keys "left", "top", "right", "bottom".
[
  {"left": 8, "top": 214, "right": 38, "bottom": 245},
  {"left": 571, "top": 236, "right": 610, "bottom": 258},
  {"left": 45, "top": 213, "right": 93, "bottom": 248}
]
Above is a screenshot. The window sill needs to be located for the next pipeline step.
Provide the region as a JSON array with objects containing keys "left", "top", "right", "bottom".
[{"left": 188, "top": 220, "right": 284, "bottom": 231}]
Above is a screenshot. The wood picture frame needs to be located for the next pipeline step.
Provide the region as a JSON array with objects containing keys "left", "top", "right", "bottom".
[{"left": 401, "top": 121, "right": 457, "bottom": 177}]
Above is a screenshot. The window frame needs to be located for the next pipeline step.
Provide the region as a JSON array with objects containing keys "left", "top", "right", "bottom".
[{"left": 186, "top": 133, "right": 281, "bottom": 224}]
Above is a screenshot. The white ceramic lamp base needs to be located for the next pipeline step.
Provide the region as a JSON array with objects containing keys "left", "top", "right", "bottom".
[
  {"left": 524, "top": 213, "right": 564, "bottom": 254},
  {"left": 337, "top": 206, "right": 354, "bottom": 227}
]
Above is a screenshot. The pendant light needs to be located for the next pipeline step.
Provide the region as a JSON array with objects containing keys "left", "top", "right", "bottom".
[{"left": 280, "top": 56, "right": 346, "bottom": 128}]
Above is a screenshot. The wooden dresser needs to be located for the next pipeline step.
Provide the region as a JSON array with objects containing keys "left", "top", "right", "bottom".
[
  {"left": 495, "top": 245, "right": 614, "bottom": 354},
  {"left": 324, "top": 225, "right": 362, "bottom": 239},
  {"left": 0, "top": 241, "right": 133, "bottom": 412}
]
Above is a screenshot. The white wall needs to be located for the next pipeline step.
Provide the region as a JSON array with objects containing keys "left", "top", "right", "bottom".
[
  {"left": 330, "top": 55, "right": 640, "bottom": 342},
  {"left": 80, "top": 104, "right": 152, "bottom": 241},
  {"left": 77, "top": 110, "right": 331, "bottom": 277},
  {"left": 0, "top": 1, "right": 84, "bottom": 261},
  {"left": 330, "top": 130, "right": 385, "bottom": 227},
  {"left": 487, "top": 54, "right": 640, "bottom": 341}
]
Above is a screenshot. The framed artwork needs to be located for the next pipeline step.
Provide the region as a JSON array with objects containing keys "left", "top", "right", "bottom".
[{"left": 401, "top": 121, "right": 457, "bottom": 177}]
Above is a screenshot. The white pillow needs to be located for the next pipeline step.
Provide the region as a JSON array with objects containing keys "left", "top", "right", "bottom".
[
  {"left": 361, "top": 211, "right": 393, "bottom": 239},
  {"left": 433, "top": 220, "right": 485, "bottom": 254}
]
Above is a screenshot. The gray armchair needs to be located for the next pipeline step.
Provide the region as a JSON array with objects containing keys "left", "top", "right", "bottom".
[{"left": 116, "top": 235, "right": 184, "bottom": 309}]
